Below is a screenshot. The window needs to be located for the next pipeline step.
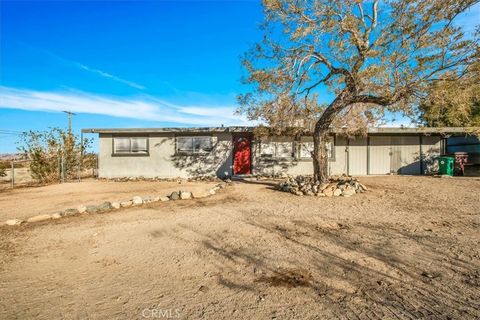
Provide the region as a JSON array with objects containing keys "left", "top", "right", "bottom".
[
  {"left": 298, "top": 138, "right": 335, "bottom": 160},
  {"left": 176, "top": 136, "right": 213, "bottom": 154},
  {"left": 260, "top": 141, "right": 276, "bottom": 157},
  {"left": 299, "top": 141, "right": 314, "bottom": 159},
  {"left": 259, "top": 139, "right": 294, "bottom": 158},
  {"left": 113, "top": 137, "right": 148, "bottom": 155},
  {"left": 277, "top": 141, "right": 293, "bottom": 158}
]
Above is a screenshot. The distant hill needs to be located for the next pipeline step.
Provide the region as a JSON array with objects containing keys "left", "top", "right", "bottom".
[{"left": 0, "top": 153, "right": 22, "bottom": 161}]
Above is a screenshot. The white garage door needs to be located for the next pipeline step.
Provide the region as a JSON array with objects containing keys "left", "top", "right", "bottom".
[
  {"left": 348, "top": 137, "right": 367, "bottom": 175},
  {"left": 391, "top": 136, "right": 421, "bottom": 175},
  {"left": 369, "top": 136, "right": 391, "bottom": 174}
]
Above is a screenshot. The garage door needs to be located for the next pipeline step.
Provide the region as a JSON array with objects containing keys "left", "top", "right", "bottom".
[
  {"left": 391, "top": 136, "right": 421, "bottom": 175},
  {"left": 369, "top": 136, "right": 391, "bottom": 174},
  {"left": 348, "top": 137, "right": 367, "bottom": 175}
]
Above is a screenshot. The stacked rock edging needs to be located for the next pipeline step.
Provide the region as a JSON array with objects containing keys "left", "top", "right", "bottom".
[
  {"left": 101, "top": 175, "right": 223, "bottom": 183},
  {"left": 278, "top": 175, "right": 367, "bottom": 197},
  {"left": 1, "top": 181, "right": 232, "bottom": 227}
]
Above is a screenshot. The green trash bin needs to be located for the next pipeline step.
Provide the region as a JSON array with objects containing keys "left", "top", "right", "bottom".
[{"left": 438, "top": 157, "right": 454, "bottom": 176}]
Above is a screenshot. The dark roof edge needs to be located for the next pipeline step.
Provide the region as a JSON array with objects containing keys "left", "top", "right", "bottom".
[
  {"left": 81, "top": 126, "right": 479, "bottom": 135},
  {"left": 81, "top": 126, "right": 255, "bottom": 134}
]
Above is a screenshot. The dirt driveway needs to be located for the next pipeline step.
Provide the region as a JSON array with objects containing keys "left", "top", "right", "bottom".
[{"left": 0, "top": 176, "right": 479, "bottom": 319}]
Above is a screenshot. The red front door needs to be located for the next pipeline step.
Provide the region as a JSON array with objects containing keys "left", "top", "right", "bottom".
[{"left": 233, "top": 136, "right": 251, "bottom": 175}]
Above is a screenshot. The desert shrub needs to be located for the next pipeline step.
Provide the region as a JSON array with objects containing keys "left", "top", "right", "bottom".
[{"left": 17, "top": 128, "right": 92, "bottom": 183}]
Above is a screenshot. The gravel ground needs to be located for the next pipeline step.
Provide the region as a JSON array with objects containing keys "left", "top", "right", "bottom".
[{"left": 0, "top": 176, "right": 479, "bottom": 319}]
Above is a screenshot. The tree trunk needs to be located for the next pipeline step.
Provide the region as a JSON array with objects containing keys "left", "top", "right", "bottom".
[
  {"left": 312, "top": 94, "right": 350, "bottom": 183},
  {"left": 313, "top": 128, "right": 330, "bottom": 184}
]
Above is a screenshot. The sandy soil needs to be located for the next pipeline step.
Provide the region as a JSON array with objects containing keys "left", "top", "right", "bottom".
[
  {"left": 0, "top": 168, "right": 99, "bottom": 190},
  {"left": 0, "top": 176, "right": 479, "bottom": 319},
  {"left": 0, "top": 179, "right": 219, "bottom": 221},
  {"left": 0, "top": 167, "right": 34, "bottom": 188}
]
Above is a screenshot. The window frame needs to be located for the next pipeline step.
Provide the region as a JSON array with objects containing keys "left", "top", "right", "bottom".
[
  {"left": 175, "top": 135, "right": 214, "bottom": 155},
  {"left": 112, "top": 135, "right": 149, "bottom": 157},
  {"left": 297, "top": 136, "right": 336, "bottom": 162},
  {"left": 258, "top": 138, "right": 295, "bottom": 159}
]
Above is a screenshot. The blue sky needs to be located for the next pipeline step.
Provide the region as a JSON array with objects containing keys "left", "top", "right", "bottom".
[{"left": 0, "top": 1, "right": 479, "bottom": 152}]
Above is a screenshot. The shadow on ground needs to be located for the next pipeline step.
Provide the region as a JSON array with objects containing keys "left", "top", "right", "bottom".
[{"left": 160, "top": 210, "right": 480, "bottom": 319}]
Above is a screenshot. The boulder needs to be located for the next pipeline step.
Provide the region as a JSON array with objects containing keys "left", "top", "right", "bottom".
[
  {"left": 5, "top": 219, "right": 24, "bottom": 226},
  {"left": 132, "top": 196, "right": 143, "bottom": 205},
  {"left": 142, "top": 197, "right": 155, "bottom": 204},
  {"left": 316, "top": 193, "right": 326, "bottom": 197},
  {"left": 51, "top": 212, "right": 63, "bottom": 219},
  {"left": 180, "top": 191, "right": 192, "bottom": 200},
  {"left": 170, "top": 191, "right": 179, "bottom": 200},
  {"left": 86, "top": 205, "right": 99, "bottom": 214},
  {"left": 27, "top": 214, "right": 52, "bottom": 223},
  {"left": 358, "top": 183, "right": 368, "bottom": 191},
  {"left": 320, "top": 183, "right": 330, "bottom": 191},
  {"left": 111, "top": 202, "right": 121, "bottom": 209},
  {"left": 342, "top": 189, "right": 356, "bottom": 197},
  {"left": 192, "top": 190, "right": 210, "bottom": 198},
  {"left": 120, "top": 200, "right": 133, "bottom": 208},
  {"left": 209, "top": 189, "right": 216, "bottom": 195},
  {"left": 323, "top": 188, "right": 334, "bottom": 197},
  {"left": 77, "top": 205, "right": 87, "bottom": 214},
  {"left": 63, "top": 208, "right": 78, "bottom": 216},
  {"left": 159, "top": 196, "right": 170, "bottom": 202},
  {"left": 333, "top": 188, "right": 342, "bottom": 197},
  {"left": 98, "top": 202, "right": 112, "bottom": 212}
]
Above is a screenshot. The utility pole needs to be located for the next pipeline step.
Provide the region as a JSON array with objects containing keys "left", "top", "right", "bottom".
[
  {"left": 62, "top": 111, "right": 76, "bottom": 136},
  {"left": 62, "top": 111, "right": 76, "bottom": 183}
]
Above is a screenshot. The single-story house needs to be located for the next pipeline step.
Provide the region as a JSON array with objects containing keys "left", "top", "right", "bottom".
[{"left": 81, "top": 127, "right": 478, "bottom": 179}]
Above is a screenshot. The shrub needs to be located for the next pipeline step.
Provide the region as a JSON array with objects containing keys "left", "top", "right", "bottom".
[{"left": 17, "top": 128, "right": 92, "bottom": 184}]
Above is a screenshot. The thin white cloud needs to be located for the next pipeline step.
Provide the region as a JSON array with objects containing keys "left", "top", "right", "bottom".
[
  {"left": 0, "top": 86, "right": 251, "bottom": 127},
  {"left": 77, "top": 64, "right": 145, "bottom": 90},
  {"left": 17, "top": 42, "right": 146, "bottom": 90}
]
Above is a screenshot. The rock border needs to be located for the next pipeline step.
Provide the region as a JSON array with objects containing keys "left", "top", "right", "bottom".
[
  {"left": 98, "top": 175, "right": 225, "bottom": 183},
  {"left": 278, "top": 175, "right": 368, "bottom": 197},
  {"left": 1, "top": 182, "right": 231, "bottom": 227}
]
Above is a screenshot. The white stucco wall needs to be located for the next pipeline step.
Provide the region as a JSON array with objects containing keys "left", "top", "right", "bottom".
[
  {"left": 97, "top": 132, "right": 444, "bottom": 178},
  {"left": 98, "top": 132, "right": 233, "bottom": 179}
]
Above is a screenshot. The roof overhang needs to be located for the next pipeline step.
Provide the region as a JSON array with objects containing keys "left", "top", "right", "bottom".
[
  {"left": 81, "top": 126, "right": 479, "bottom": 136},
  {"left": 81, "top": 126, "right": 255, "bottom": 134}
]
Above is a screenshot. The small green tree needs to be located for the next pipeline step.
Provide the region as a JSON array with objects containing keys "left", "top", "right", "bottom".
[
  {"left": 17, "top": 128, "right": 92, "bottom": 183},
  {"left": 419, "top": 62, "right": 480, "bottom": 127}
]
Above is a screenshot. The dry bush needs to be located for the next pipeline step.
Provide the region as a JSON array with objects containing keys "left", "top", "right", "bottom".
[{"left": 17, "top": 128, "right": 93, "bottom": 184}]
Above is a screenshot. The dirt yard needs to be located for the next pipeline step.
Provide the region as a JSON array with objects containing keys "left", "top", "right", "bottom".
[
  {"left": 0, "top": 179, "right": 219, "bottom": 221},
  {"left": 0, "top": 176, "right": 479, "bottom": 319}
]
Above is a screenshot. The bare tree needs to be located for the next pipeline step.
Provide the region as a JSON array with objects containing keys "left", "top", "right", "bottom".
[{"left": 239, "top": 0, "right": 479, "bottom": 183}]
